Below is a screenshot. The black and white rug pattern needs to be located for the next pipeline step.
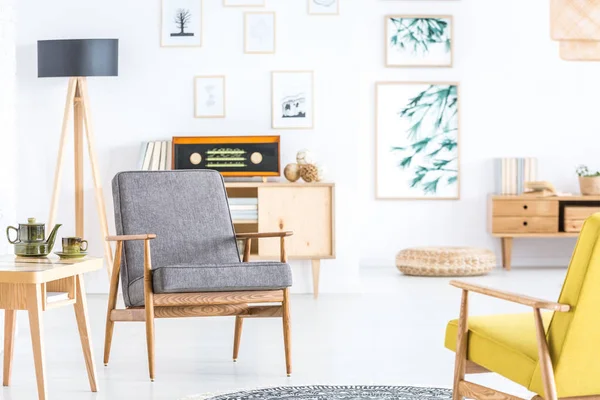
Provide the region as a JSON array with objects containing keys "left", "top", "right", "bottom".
[{"left": 182, "top": 385, "right": 453, "bottom": 400}]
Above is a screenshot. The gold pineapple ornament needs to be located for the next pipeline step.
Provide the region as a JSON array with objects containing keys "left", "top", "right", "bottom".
[{"left": 300, "top": 164, "right": 323, "bottom": 183}]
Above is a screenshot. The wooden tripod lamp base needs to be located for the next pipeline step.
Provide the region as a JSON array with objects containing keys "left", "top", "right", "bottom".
[{"left": 47, "top": 77, "right": 114, "bottom": 276}]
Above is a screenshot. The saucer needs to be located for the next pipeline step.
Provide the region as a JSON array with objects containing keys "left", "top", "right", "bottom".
[{"left": 54, "top": 251, "right": 88, "bottom": 259}]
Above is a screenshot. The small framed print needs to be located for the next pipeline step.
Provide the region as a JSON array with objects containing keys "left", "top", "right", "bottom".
[
  {"left": 308, "top": 0, "right": 339, "bottom": 15},
  {"left": 223, "top": 0, "right": 265, "bottom": 7},
  {"left": 194, "top": 76, "right": 226, "bottom": 118},
  {"left": 271, "top": 71, "right": 314, "bottom": 130},
  {"left": 245, "top": 12, "right": 276, "bottom": 54},
  {"left": 385, "top": 15, "right": 453, "bottom": 67},
  {"left": 161, "top": 0, "right": 203, "bottom": 47}
]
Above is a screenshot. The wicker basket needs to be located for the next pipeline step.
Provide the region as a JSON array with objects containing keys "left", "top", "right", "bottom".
[
  {"left": 551, "top": 0, "right": 600, "bottom": 40},
  {"left": 579, "top": 176, "right": 600, "bottom": 195},
  {"left": 396, "top": 247, "right": 496, "bottom": 277}
]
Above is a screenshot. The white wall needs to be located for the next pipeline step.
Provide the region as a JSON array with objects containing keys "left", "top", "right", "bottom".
[
  {"left": 358, "top": 0, "right": 597, "bottom": 269},
  {"left": 14, "top": 0, "right": 595, "bottom": 296},
  {"left": 1, "top": 0, "right": 17, "bottom": 349},
  {"left": 15, "top": 0, "right": 361, "bottom": 294}
]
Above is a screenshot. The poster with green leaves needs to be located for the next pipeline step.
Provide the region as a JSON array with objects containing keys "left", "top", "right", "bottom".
[
  {"left": 386, "top": 16, "right": 453, "bottom": 67},
  {"left": 376, "top": 82, "right": 459, "bottom": 199}
]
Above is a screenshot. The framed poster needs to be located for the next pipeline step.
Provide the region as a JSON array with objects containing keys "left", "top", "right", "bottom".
[
  {"left": 385, "top": 15, "right": 453, "bottom": 67},
  {"left": 376, "top": 82, "right": 460, "bottom": 200},
  {"left": 271, "top": 71, "right": 314, "bottom": 130},
  {"left": 194, "top": 76, "right": 226, "bottom": 118},
  {"left": 223, "top": 0, "right": 265, "bottom": 6},
  {"left": 161, "top": 0, "right": 203, "bottom": 47},
  {"left": 308, "top": 0, "right": 339, "bottom": 15},
  {"left": 244, "top": 12, "right": 276, "bottom": 54}
]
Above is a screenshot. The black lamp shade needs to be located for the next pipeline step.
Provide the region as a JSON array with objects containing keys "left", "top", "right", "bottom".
[{"left": 37, "top": 39, "right": 118, "bottom": 78}]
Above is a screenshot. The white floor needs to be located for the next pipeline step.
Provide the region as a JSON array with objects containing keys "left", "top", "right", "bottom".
[{"left": 1, "top": 266, "right": 567, "bottom": 400}]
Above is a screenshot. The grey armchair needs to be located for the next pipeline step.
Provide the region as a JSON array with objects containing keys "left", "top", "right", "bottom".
[{"left": 103, "top": 170, "right": 293, "bottom": 381}]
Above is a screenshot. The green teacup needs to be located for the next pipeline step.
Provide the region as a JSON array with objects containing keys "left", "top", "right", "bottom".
[{"left": 62, "top": 237, "right": 88, "bottom": 254}]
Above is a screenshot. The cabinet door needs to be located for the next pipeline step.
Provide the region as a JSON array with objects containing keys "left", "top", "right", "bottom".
[{"left": 258, "top": 186, "right": 334, "bottom": 258}]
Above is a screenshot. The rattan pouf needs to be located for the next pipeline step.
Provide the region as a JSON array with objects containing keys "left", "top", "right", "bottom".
[{"left": 395, "top": 247, "right": 496, "bottom": 277}]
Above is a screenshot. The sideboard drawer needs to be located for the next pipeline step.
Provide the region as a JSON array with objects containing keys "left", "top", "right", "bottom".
[
  {"left": 492, "top": 217, "right": 558, "bottom": 234},
  {"left": 564, "top": 206, "right": 600, "bottom": 221},
  {"left": 493, "top": 200, "right": 558, "bottom": 217}
]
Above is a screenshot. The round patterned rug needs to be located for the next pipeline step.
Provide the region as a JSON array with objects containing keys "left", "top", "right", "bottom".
[{"left": 182, "top": 385, "right": 453, "bottom": 400}]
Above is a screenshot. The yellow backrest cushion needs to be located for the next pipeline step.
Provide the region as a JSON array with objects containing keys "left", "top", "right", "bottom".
[{"left": 529, "top": 213, "right": 600, "bottom": 397}]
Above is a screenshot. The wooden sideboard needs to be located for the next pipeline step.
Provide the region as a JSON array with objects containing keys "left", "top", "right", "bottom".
[
  {"left": 225, "top": 181, "right": 335, "bottom": 298},
  {"left": 490, "top": 195, "right": 600, "bottom": 270}
]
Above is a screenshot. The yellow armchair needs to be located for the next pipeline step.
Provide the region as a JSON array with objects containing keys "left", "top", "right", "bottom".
[{"left": 445, "top": 213, "right": 600, "bottom": 400}]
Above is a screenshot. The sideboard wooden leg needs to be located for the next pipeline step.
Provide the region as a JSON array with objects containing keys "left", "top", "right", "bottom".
[
  {"left": 501, "top": 237, "right": 513, "bottom": 271},
  {"left": 311, "top": 260, "right": 320, "bottom": 299}
]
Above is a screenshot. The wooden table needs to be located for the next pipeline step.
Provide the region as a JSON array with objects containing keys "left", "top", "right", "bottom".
[
  {"left": 0, "top": 255, "right": 102, "bottom": 400},
  {"left": 490, "top": 195, "right": 600, "bottom": 270}
]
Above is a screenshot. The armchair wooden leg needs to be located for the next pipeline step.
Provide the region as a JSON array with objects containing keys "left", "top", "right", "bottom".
[
  {"left": 104, "top": 241, "right": 122, "bottom": 366},
  {"left": 143, "top": 240, "right": 156, "bottom": 382},
  {"left": 452, "top": 290, "right": 469, "bottom": 400},
  {"left": 534, "top": 308, "right": 558, "bottom": 400},
  {"left": 282, "top": 288, "right": 292, "bottom": 377},
  {"left": 233, "top": 316, "right": 243, "bottom": 361}
]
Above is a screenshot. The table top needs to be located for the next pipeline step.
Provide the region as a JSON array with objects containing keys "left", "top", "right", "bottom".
[{"left": 0, "top": 255, "right": 103, "bottom": 284}]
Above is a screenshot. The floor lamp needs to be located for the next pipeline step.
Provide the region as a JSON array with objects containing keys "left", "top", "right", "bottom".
[{"left": 38, "top": 39, "right": 118, "bottom": 278}]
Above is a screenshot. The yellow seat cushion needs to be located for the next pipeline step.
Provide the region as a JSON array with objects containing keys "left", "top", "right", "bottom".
[{"left": 445, "top": 312, "right": 552, "bottom": 389}]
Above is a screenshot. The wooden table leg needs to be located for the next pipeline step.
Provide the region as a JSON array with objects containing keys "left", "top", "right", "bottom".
[
  {"left": 3, "top": 309, "right": 16, "bottom": 386},
  {"left": 73, "top": 274, "right": 98, "bottom": 392},
  {"left": 27, "top": 284, "right": 47, "bottom": 400},
  {"left": 501, "top": 237, "right": 513, "bottom": 271},
  {"left": 311, "top": 259, "right": 320, "bottom": 299}
]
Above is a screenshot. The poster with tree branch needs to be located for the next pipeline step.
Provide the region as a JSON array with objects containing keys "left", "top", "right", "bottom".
[
  {"left": 376, "top": 82, "right": 459, "bottom": 199},
  {"left": 161, "top": 0, "right": 202, "bottom": 47},
  {"left": 385, "top": 15, "right": 453, "bottom": 67}
]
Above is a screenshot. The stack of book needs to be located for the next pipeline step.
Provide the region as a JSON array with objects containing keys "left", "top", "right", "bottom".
[
  {"left": 495, "top": 157, "right": 538, "bottom": 195},
  {"left": 229, "top": 198, "right": 258, "bottom": 222},
  {"left": 139, "top": 141, "right": 172, "bottom": 171}
]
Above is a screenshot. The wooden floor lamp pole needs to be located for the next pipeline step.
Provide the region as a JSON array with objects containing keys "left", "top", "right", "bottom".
[{"left": 48, "top": 77, "right": 114, "bottom": 278}]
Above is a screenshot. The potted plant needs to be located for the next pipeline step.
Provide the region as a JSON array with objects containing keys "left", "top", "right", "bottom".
[{"left": 576, "top": 165, "right": 600, "bottom": 195}]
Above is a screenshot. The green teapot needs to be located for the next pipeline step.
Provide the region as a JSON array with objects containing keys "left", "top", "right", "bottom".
[{"left": 6, "top": 218, "right": 62, "bottom": 257}]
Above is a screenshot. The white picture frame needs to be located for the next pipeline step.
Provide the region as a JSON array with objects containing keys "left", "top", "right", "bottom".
[
  {"left": 385, "top": 15, "right": 453, "bottom": 67},
  {"left": 161, "top": 0, "right": 203, "bottom": 47},
  {"left": 244, "top": 12, "right": 276, "bottom": 54},
  {"left": 308, "top": 0, "right": 339, "bottom": 15},
  {"left": 376, "top": 82, "right": 460, "bottom": 200},
  {"left": 223, "top": 0, "right": 265, "bottom": 7},
  {"left": 271, "top": 71, "right": 314, "bottom": 130},
  {"left": 194, "top": 76, "right": 226, "bottom": 118}
]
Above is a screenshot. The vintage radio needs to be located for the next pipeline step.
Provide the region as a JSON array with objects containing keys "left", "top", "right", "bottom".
[{"left": 172, "top": 136, "right": 280, "bottom": 177}]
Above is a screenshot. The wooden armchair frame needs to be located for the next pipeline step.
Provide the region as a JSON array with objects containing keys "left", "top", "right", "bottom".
[
  {"left": 103, "top": 231, "right": 293, "bottom": 381},
  {"left": 449, "top": 280, "right": 600, "bottom": 400}
]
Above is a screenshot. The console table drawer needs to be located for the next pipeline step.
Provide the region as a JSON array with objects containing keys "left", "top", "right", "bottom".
[
  {"left": 493, "top": 200, "right": 558, "bottom": 217},
  {"left": 492, "top": 217, "right": 558, "bottom": 233}
]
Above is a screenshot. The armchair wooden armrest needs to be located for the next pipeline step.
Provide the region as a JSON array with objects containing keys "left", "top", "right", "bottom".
[
  {"left": 235, "top": 231, "right": 293, "bottom": 239},
  {"left": 235, "top": 232, "right": 293, "bottom": 263},
  {"left": 106, "top": 234, "right": 157, "bottom": 242},
  {"left": 450, "top": 280, "right": 570, "bottom": 312}
]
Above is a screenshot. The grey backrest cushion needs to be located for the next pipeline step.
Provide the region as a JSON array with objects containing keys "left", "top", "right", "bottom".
[{"left": 112, "top": 170, "right": 240, "bottom": 306}]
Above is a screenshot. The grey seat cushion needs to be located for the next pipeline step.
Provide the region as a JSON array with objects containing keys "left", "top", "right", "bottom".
[{"left": 127, "top": 262, "right": 292, "bottom": 306}]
